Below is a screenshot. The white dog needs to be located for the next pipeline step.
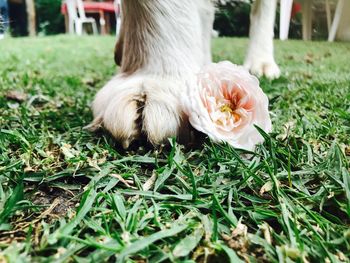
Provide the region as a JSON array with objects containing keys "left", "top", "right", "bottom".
[{"left": 89, "top": 0, "right": 280, "bottom": 148}]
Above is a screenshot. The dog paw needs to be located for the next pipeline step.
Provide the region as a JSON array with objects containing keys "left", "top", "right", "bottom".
[
  {"left": 90, "top": 75, "right": 187, "bottom": 148},
  {"left": 244, "top": 59, "right": 281, "bottom": 80}
]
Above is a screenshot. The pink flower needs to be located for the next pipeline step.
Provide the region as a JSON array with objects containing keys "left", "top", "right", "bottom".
[{"left": 183, "top": 61, "right": 272, "bottom": 151}]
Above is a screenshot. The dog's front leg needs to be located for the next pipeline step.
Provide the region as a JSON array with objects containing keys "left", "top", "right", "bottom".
[
  {"left": 91, "top": 0, "right": 214, "bottom": 148},
  {"left": 244, "top": 0, "right": 281, "bottom": 79}
]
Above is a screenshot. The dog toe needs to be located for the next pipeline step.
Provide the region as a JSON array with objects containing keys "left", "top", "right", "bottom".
[
  {"left": 91, "top": 76, "right": 187, "bottom": 148},
  {"left": 245, "top": 60, "right": 281, "bottom": 79}
]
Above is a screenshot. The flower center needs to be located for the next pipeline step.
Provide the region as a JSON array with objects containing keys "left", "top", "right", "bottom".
[
  {"left": 220, "top": 104, "right": 233, "bottom": 114},
  {"left": 220, "top": 104, "right": 240, "bottom": 122}
]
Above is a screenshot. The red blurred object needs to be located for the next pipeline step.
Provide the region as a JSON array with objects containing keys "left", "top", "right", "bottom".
[
  {"left": 291, "top": 2, "right": 302, "bottom": 18},
  {"left": 61, "top": 2, "right": 115, "bottom": 14}
]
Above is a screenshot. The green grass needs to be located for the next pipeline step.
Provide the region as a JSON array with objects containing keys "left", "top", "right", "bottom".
[{"left": 0, "top": 35, "right": 349, "bottom": 262}]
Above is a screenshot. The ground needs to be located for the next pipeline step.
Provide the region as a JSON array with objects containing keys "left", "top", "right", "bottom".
[{"left": 0, "top": 36, "right": 349, "bottom": 262}]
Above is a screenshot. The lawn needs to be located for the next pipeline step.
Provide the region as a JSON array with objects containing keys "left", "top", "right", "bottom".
[{"left": 0, "top": 36, "right": 349, "bottom": 262}]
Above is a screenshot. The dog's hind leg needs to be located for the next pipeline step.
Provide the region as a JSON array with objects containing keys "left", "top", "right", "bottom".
[{"left": 244, "top": 0, "right": 281, "bottom": 79}]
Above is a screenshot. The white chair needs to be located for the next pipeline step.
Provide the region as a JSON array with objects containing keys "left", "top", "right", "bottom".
[
  {"left": 279, "top": 0, "right": 293, "bottom": 40},
  {"left": 328, "top": 0, "right": 350, "bottom": 41},
  {"left": 66, "top": 0, "right": 98, "bottom": 36},
  {"left": 280, "top": 0, "right": 350, "bottom": 41},
  {"left": 279, "top": 0, "right": 314, "bottom": 41}
]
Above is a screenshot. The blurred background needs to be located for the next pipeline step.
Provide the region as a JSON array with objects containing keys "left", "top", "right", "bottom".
[{"left": 0, "top": 0, "right": 349, "bottom": 41}]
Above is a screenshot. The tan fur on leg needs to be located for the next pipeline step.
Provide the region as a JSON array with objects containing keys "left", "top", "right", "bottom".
[{"left": 91, "top": 0, "right": 214, "bottom": 147}]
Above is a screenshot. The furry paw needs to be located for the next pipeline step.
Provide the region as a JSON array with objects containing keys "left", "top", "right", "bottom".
[
  {"left": 244, "top": 59, "right": 281, "bottom": 80},
  {"left": 89, "top": 75, "right": 188, "bottom": 148}
]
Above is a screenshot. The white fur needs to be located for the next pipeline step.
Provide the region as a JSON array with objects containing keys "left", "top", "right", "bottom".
[
  {"left": 244, "top": 0, "right": 281, "bottom": 79},
  {"left": 91, "top": 0, "right": 279, "bottom": 147}
]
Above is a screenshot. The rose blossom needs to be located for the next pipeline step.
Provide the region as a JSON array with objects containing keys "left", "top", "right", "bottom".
[{"left": 183, "top": 61, "right": 272, "bottom": 151}]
